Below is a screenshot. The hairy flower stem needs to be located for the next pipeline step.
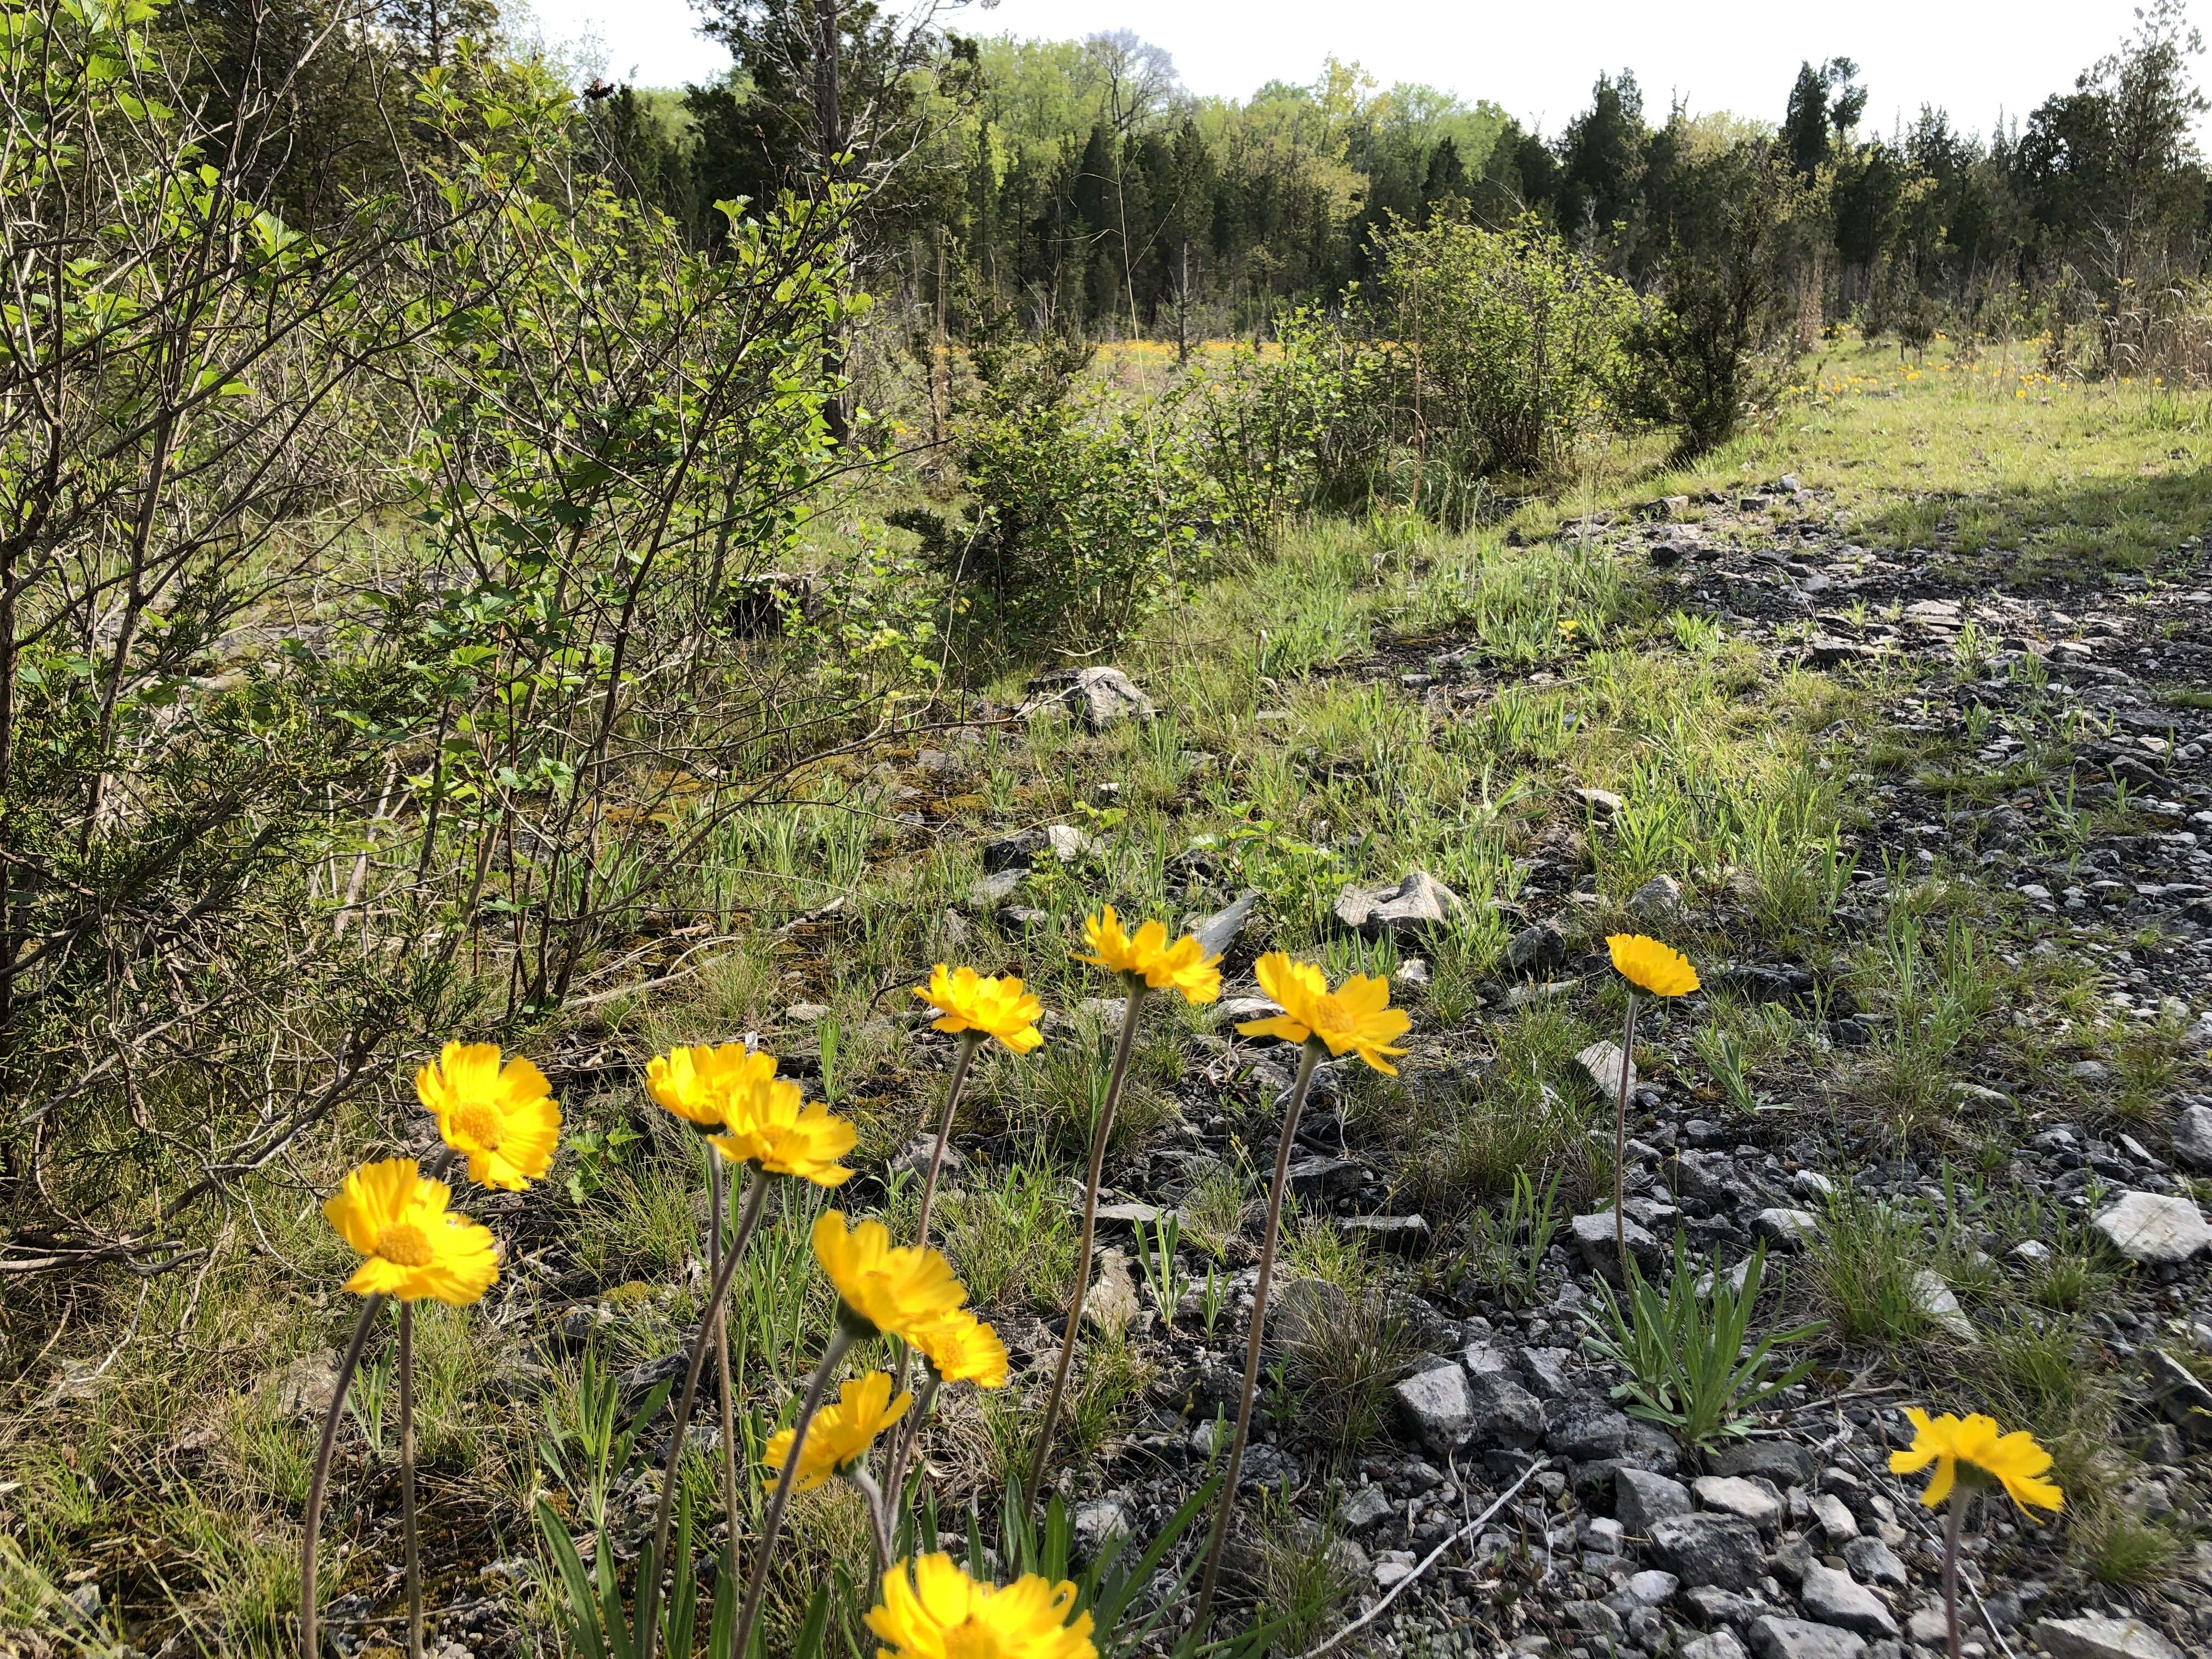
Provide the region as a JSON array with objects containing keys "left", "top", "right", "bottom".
[
  {"left": 637, "top": 1168, "right": 770, "bottom": 1659},
  {"left": 732, "top": 1325, "right": 856, "bottom": 1659},
  {"left": 912, "top": 1030, "right": 984, "bottom": 1256},
  {"left": 883, "top": 1375, "right": 941, "bottom": 1523},
  {"left": 1942, "top": 1493, "right": 1965, "bottom": 1659},
  {"left": 708, "top": 1152, "right": 740, "bottom": 1576},
  {"left": 1194, "top": 1037, "right": 1323, "bottom": 1630},
  {"left": 1024, "top": 983, "right": 1146, "bottom": 1516},
  {"left": 300, "top": 1293, "right": 385, "bottom": 1659},
  {"left": 400, "top": 1304, "right": 422, "bottom": 1659},
  {"left": 1615, "top": 989, "right": 1637, "bottom": 1285}
]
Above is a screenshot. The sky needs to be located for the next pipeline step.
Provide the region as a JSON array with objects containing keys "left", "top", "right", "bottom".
[{"left": 522, "top": 0, "right": 2190, "bottom": 142}]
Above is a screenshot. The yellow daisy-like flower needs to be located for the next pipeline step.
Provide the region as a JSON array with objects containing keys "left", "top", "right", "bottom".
[
  {"left": 915, "top": 965, "right": 1045, "bottom": 1053},
  {"left": 1889, "top": 1408, "right": 2064, "bottom": 1516},
  {"left": 1606, "top": 934, "right": 1700, "bottom": 998},
  {"left": 910, "top": 1310, "right": 1011, "bottom": 1389},
  {"left": 1074, "top": 906, "right": 1222, "bottom": 1006},
  {"left": 812, "top": 1211, "right": 969, "bottom": 1343},
  {"left": 867, "top": 1554, "right": 1096, "bottom": 1659},
  {"left": 646, "top": 1042, "right": 770, "bottom": 1127},
  {"left": 324, "top": 1158, "right": 498, "bottom": 1306},
  {"left": 708, "top": 1070, "right": 856, "bottom": 1187},
  {"left": 1235, "top": 951, "right": 1410, "bottom": 1075},
  {"left": 761, "top": 1370, "right": 911, "bottom": 1492},
  {"left": 415, "top": 1041, "right": 561, "bottom": 1192}
]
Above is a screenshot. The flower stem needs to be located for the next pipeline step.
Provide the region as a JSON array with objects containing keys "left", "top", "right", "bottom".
[
  {"left": 1194, "top": 1037, "right": 1323, "bottom": 1630},
  {"left": 1943, "top": 1492, "right": 1965, "bottom": 1659},
  {"left": 912, "top": 1030, "right": 984, "bottom": 1256},
  {"left": 1024, "top": 982, "right": 1146, "bottom": 1516},
  {"left": 300, "top": 1293, "right": 385, "bottom": 1659},
  {"left": 400, "top": 1303, "right": 422, "bottom": 1659},
  {"left": 1615, "top": 988, "right": 1637, "bottom": 1286},
  {"left": 731, "top": 1324, "right": 855, "bottom": 1659},
  {"left": 708, "top": 1151, "right": 741, "bottom": 1579},
  {"left": 637, "top": 1167, "right": 770, "bottom": 1659},
  {"left": 883, "top": 1374, "right": 941, "bottom": 1525}
]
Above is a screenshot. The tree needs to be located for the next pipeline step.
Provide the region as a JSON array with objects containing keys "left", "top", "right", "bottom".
[
  {"left": 1782, "top": 57, "right": 1867, "bottom": 175},
  {"left": 1556, "top": 71, "right": 1647, "bottom": 250}
]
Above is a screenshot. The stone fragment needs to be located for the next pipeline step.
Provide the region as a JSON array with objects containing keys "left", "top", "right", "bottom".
[
  {"left": 1841, "top": 1537, "right": 1906, "bottom": 1589},
  {"left": 1336, "top": 1215, "right": 1431, "bottom": 1251},
  {"left": 1070, "top": 1497, "right": 1131, "bottom": 1557},
  {"left": 1192, "top": 891, "right": 1260, "bottom": 960},
  {"left": 1507, "top": 918, "right": 1569, "bottom": 977},
  {"left": 1685, "top": 1587, "right": 1770, "bottom": 1626},
  {"left": 2032, "top": 1613, "right": 2185, "bottom": 1659},
  {"left": 1616, "top": 1466, "right": 1694, "bottom": 1534},
  {"left": 1809, "top": 1492, "right": 1860, "bottom": 1544},
  {"left": 1683, "top": 1634, "right": 1750, "bottom": 1659},
  {"left": 1577, "top": 1039, "right": 1637, "bottom": 1102},
  {"left": 1044, "top": 823, "right": 1090, "bottom": 862},
  {"left": 1020, "top": 666, "right": 1156, "bottom": 730},
  {"left": 1797, "top": 1565, "right": 1897, "bottom": 1638},
  {"left": 1622, "top": 1569, "right": 1680, "bottom": 1607},
  {"left": 1392, "top": 1363, "right": 1475, "bottom": 1455},
  {"left": 1747, "top": 1616, "right": 1866, "bottom": 1659},
  {"left": 1629, "top": 873, "right": 1691, "bottom": 930},
  {"left": 1695, "top": 1475, "right": 1783, "bottom": 1529},
  {"left": 1647, "top": 1512, "right": 1767, "bottom": 1592},
  {"left": 1709, "top": 1441, "right": 1816, "bottom": 1488},
  {"left": 889, "top": 1135, "right": 967, "bottom": 1180},
  {"left": 1338, "top": 1484, "right": 1393, "bottom": 1532},
  {"left": 1462, "top": 1369, "right": 1547, "bottom": 1450},
  {"left": 1571, "top": 1210, "right": 1662, "bottom": 1283},
  {"left": 2092, "top": 1191, "right": 2212, "bottom": 1264},
  {"left": 1905, "top": 1606, "right": 1948, "bottom": 1646},
  {"left": 1908, "top": 1271, "right": 1974, "bottom": 1340},
  {"left": 2172, "top": 1103, "right": 2212, "bottom": 1172},
  {"left": 1516, "top": 1346, "right": 1575, "bottom": 1401},
  {"left": 1752, "top": 1208, "right": 1821, "bottom": 1249},
  {"left": 268, "top": 1350, "right": 343, "bottom": 1420},
  {"left": 1082, "top": 1248, "right": 1141, "bottom": 1336},
  {"left": 1285, "top": 1154, "right": 1365, "bottom": 1200},
  {"left": 1548, "top": 1401, "right": 1632, "bottom": 1460},
  {"left": 1334, "top": 871, "right": 1463, "bottom": 941}
]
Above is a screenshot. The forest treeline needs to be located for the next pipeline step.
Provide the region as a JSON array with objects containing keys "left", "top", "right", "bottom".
[{"left": 185, "top": 0, "right": 2212, "bottom": 353}]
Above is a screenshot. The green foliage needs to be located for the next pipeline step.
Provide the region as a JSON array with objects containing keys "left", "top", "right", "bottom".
[{"left": 1581, "top": 1237, "right": 1822, "bottom": 1448}]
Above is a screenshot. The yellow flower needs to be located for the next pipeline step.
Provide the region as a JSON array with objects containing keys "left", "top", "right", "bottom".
[
  {"left": 1889, "top": 1408, "right": 2064, "bottom": 1515},
  {"left": 1074, "top": 907, "right": 1222, "bottom": 1005},
  {"left": 910, "top": 1310, "right": 1010, "bottom": 1389},
  {"left": 709, "top": 1070, "right": 856, "bottom": 1187},
  {"left": 646, "top": 1042, "right": 770, "bottom": 1127},
  {"left": 812, "top": 1211, "right": 968, "bottom": 1342},
  {"left": 915, "top": 965, "right": 1045, "bottom": 1053},
  {"left": 761, "top": 1371, "right": 911, "bottom": 1492},
  {"left": 867, "top": 1554, "right": 1095, "bottom": 1659},
  {"left": 1235, "top": 951, "right": 1409, "bottom": 1075},
  {"left": 415, "top": 1041, "right": 561, "bottom": 1192},
  {"left": 324, "top": 1158, "right": 498, "bottom": 1306},
  {"left": 1606, "top": 934, "right": 1700, "bottom": 997}
]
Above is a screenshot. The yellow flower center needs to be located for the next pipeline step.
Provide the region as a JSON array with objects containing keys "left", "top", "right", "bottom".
[
  {"left": 1312, "top": 992, "right": 1350, "bottom": 1035},
  {"left": 450, "top": 1102, "right": 503, "bottom": 1149},
  {"left": 376, "top": 1221, "right": 435, "bottom": 1267},
  {"left": 942, "top": 1623, "right": 1005, "bottom": 1659}
]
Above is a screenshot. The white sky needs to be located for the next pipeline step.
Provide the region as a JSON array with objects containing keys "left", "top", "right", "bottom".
[{"left": 523, "top": 0, "right": 2197, "bottom": 143}]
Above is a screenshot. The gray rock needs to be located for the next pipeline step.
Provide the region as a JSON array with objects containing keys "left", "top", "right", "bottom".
[
  {"left": 1616, "top": 1467, "right": 1694, "bottom": 1534},
  {"left": 1020, "top": 666, "right": 1156, "bottom": 730},
  {"left": 1622, "top": 1569, "right": 1680, "bottom": 1607},
  {"left": 1463, "top": 1369, "right": 1547, "bottom": 1449},
  {"left": 1286, "top": 1154, "right": 1365, "bottom": 1200},
  {"left": 2032, "top": 1613, "right": 2184, "bottom": 1659},
  {"left": 1571, "top": 1209, "right": 1662, "bottom": 1283},
  {"left": 1071, "top": 1497, "right": 1131, "bottom": 1557},
  {"left": 1810, "top": 1491, "right": 1860, "bottom": 1544},
  {"left": 1192, "top": 891, "right": 1260, "bottom": 960},
  {"left": 973, "top": 867, "right": 1025, "bottom": 905},
  {"left": 1629, "top": 873, "right": 1691, "bottom": 930},
  {"left": 1905, "top": 1606, "right": 1949, "bottom": 1646},
  {"left": 2092, "top": 1192, "right": 2212, "bottom": 1264},
  {"left": 1798, "top": 1565, "right": 1897, "bottom": 1638},
  {"left": 1043, "top": 822, "right": 1091, "bottom": 862},
  {"left": 1548, "top": 1401, "right": 1633, "bottom": 1460},
  {"left": 267, "top": 1350, "right": 343, "bottom": 1420},
  {"left": 1695, "top": 1475, "right": 1783, "bottom": 1529},
  {"left": 1577, "top": 1039, "right": 1637, "bottom": 1102},
  {"left": 982, "top": 830, "right": 1045, "bottom": 872},
  {"left": 2172, "top": 1104, "right": 2212, "bottom": 1172},
  {"left": 1710, "top": 1442, "right": 1816, "bottom": 1488},
  {"left": 1334, "top": 871, "right": 1463, "bottom": 941},
  {"left": 1684, "top": 1634, "right": 1750, "bottom": 1659},
  {"left": 1082, "top": 1248, "right": 1141, "bottom": 1336},
  {"left": 1338, "top": 1484, "right": 1393, "bottom": 1532},
  {"left": 1575, "top": 787, "right": 1627, "bottom": 820},
  {"left": 1841, "top": 1537, "right": 1906, "bottom": 1588},
  {"left": 1392, "top": 1363, "right": 1475, "bottom": 1455},
  {"left": 1752, "top": 1208, "right": 1821, "bottom": 1249},
  {"left": 1507, "top": 918, "right": 1570, "bottom": 977},
  {"left": 1649, "top": 1512, "right": 1768, "bottom": 1592},
  {"left": 890, "top": 1135, "right": 966, "bottom": 1179},
  {"left": 1909, "top": 1271, "right": 1974, "bottom": 1341},
  {"left": 1565, "top": 1601, "right": 1625, "bottom": 1644},
  {"left": 1336, "top": 1214, "right": 1431, "bottom": 1251},
  {"left": 1686, "top": 1587, "right": 1771, "bottom": 1627},
  {"left": 1747, "top": 1616, "right": 1866, "bottom": 1659},
  {"left": 1516, "top": 1346, "right": 1575, "bottom": 1401},
  {"left": 1092, "top": 1200, "right": 1165, "bottom": 1230},
  {"left": 1672, "top": 1150, "right": 1741, "bottom": 1204}
]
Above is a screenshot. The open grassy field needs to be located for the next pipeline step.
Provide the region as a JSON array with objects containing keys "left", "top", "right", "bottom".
[{"left": 7, "top": 336, "right": 2212, "bottom": 1659}]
